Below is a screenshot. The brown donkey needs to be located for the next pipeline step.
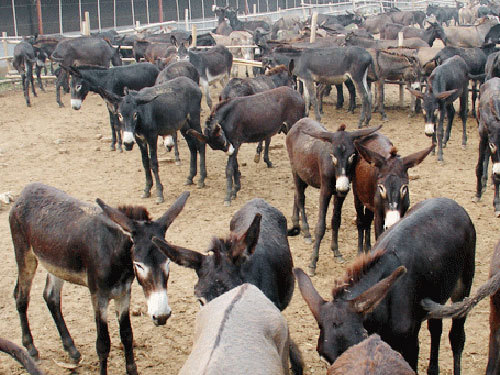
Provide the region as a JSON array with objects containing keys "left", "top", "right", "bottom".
[
  {"left": 353, "top": 133, "right": 434, "bottom": 253},
  {"left": 10, "top": 183, "right": 189, "bottom": 375},
  {"left": 286, "top": 118, "right": 380, "bottom": 275}
]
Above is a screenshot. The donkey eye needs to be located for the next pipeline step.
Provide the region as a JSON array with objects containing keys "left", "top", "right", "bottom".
[
  {"left": 490, "top": 143, "right": 498, "bottom": 153},
  {"left": 198, "top": 298, "right": 205, "bottom": 307},
  {"left": 76, "top": 85, "right": 82, "bottom": 92},
  {"left": 118, "top": 113, "right": 123, "bottom": 121},
  {"left": 134, "top": 262, "right": 144, "bottom": 271},
  {"left": 133, "top": 113, "right": 138, "bottom": 120},
  {"left": 330, "top": 153, "right": 337, "bottom": 166},
  {"left": 378, "top": 184, "right": 387, "bottom": 199},
  {"left": 400, "top": 184, "right": 408, "bottom": 197},
  {"left": 347, "top": 154, "right": 355, "bottom": 164}
]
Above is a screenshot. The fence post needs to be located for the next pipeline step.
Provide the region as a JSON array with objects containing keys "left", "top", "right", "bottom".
[
  {"left": 310, "top": 12, "right": 318, "bottom": 43},
  {"left": 253, "top": 3, "right": 257, "bottom": 13},
  {"left": 398, "top": 31, "right": 404, "bottom": 46},
  {"left": 83, "top": 11, "right": 90, "bottom": 35},
  {"left": 192, "top": 25, "right": 197, "bottom": 47},
  {"left": 2, "top": 32, "right": 12, "bottom": 72},
  {"left": 185, "top": 8, "right": 189, "bottom": 31}
]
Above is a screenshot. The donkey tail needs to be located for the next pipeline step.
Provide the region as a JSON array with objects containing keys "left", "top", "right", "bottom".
[
  {"left": 421, "top": 270, "right": 500, "bottom": 320},
  {"left": 289, "top": 338, "right": 304, "bottom": 375},
  {"left": 0, "top": 338, "right": 44, "bottom": 375}
]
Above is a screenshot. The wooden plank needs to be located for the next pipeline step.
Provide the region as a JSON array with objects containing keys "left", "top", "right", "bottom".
[{"left": 233, "top": 57, "right": 263, "bottom": 67}]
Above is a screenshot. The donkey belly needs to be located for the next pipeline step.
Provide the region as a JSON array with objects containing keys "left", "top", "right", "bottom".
[
  {"left": 38, "top": 257, "right": 88, "bottom": 287},
  {"left": 311, "top": 73, "right": 350, "bottom": 85}
]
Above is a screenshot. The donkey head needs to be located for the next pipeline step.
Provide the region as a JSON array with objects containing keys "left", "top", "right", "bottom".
[
  {"left": 478, "top": 97, "right": 500, "bottom": 178},
  {"left": 354, "top": 143, "right": 435, "bottom": 229},
  {"left": 294, "top": 265, "right": 406, "bottom": 364},
  {"left": 304, "top": 124, "right": 382, "bottom": 196},
  {"left": 408, "top": 86, "right": 457, "bottom": 136},
  {"left": 152, "top": 213, "right": 262, "bottom": 306},
  {"left": 96, "top": 191, "right": 190, "bottom": 326}
]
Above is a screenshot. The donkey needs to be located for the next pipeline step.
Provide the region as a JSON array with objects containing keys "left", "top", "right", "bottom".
[
  {"left": 10, "top": 183, "right": 190, "bottom": 375},
  {"left": 179, "top": 284, "right": 297, "bottom": 375},
  {"left": 473, "top": 77, "right": 500, "bottom": 217},
  {"left": 51, "top": 36, "right": 122, "bottom": 107},
  {"left": 224, "top": 7, "right": 271, "bottom": 32},
  {"left": 67, "top": 63, "right": 159, "bottom": 152},
  {"left": 286, "top": 119, "right": 381, "bottom": 274},
  {"left": 190, "top": 86, "right": 304, "bottom": 206},
  {"left": 99, "top": 77, "right": 206, "bottom": 203},
  {"left": 152, "top": 198, "right": 303, "bottom": 374},
  {"left": 353, "top": 133, "right": 435, "bottom": 253},
  {"left": 291, "top": 46, "right": 375, "bottom": 127},
  {"left": 188, "top": 45, "right": 233, "bottom": 109},
  {"left": 0, "top": 338, "right": 44, "bottom": 375},
  {"left": 295, "top": 197, "right": 476, "bottom": 374},
  {"left": 408, "top": 55, "right": 469, "bottom": 162},
  {"left": 220, "top": 65, "right": 296, "bottom": 166},
  {"left": 12, "top": 41, "right": 39, "bottom": 107}
]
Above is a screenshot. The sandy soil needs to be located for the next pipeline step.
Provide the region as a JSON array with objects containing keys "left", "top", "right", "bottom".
[{"left": 0, "top": 78, "right": 497, "bottom": 375}]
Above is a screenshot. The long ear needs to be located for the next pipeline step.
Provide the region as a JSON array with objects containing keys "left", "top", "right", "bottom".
[
  {"left": 349, "top": 266, "right": 407, "bottom": 314},
  {"left": 288, "top": 59, "right": 295, "bottom": 75},
  {"left": 231, "top": 213, "right": 261, "bottom": 261},
  {"left": 62, "top": 65, "right": 82, "bottom": 78},
  {"left": 407, "top": 88, "right": 425, "bottom": 99},
  {"left": 435, "top": 89, "right": 457, "bottom": 100},
  {"left": 97, "top": 198, "right": 135, "bottom": 233},
  {"left": 152, "top": 237, "right": 204, "bottom": 270},
  {"left": 135, "top": 93, "right": 160, "bottom": 105},
  {"left": 187, "top": 129, "right": 209, "bottom": 143},
  {"left": 170, "top": 35, "right": 178, "bottom": 46},
  {"left": 303, "top": 130, "right": 335, "bottom": 143},
  {"left": 294, "top": 268, "right": 326, "bottom": 322},
  {"left": 349, "top": 124, "right": 382, "bottom": 139},
  {"left": 156, "top": 191, "right": 190, "bottom": 232},
  {"left": 402, "top": 144, "right": 435, "bottom": 169},
  {"left": 355, "top": 141, "right": 386, "bottom": 168},
  {"left": 97, "top": 86, "right": 122, "bottom": 104}
]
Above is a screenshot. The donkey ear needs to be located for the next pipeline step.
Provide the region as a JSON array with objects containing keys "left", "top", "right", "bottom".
[
  {"left": 97, "top": 198, "right": 135, "bottom": 233},
  {"left": 435, "top": 89, "right": 457, "bottom": 100},
  {"left": 152, "top": 237, "right": 204, "bottom": 270},
  {"left": 187, "top": 129, "right": 209, "bottom": 143},
  {"left": 231, "top": 214, "right": 261, "bottom": 263},
  {"left": 349, "top": 124, "right": 382, "bottom": 139},
  {"left": 170, "top": 35, "right": 178, "bottom": 46},
  {"left": 156, "top": 191, "right": 190, "bottom": 232},
  {"left": 213, "top": 123, "right": 222, "bottom": 136},
  {"left": 407, "top": 88, "right": 425, "bottom": 100},
  {"left": 288, "top": 59, "right": 294, "bottom": 75},
  {"left": 294, "top": 268, "right": 326, "bottom": 322},
  {"left": 349, "top": 266, "right": 407, "bottom": 314},
  {"left": 97, "top": 86, "right": 122, "bottom": 104},
  {"left": 402, "top": 144, "right": 435, "bottom": 169},
  {"left": 354, "top": 141, "right": 386, "bottom": 168},
  {"left": 135, "top": 93, "right": 160, "bottom": 105}
]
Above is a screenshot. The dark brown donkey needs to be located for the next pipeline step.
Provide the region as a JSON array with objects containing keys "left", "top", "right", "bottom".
[
  {"left": 10, "top": 183, "right": 190, "bottom": 375},
  {"left": 295, "top": 197, "right": 476, "bottom": 375},
  {"left": 353, "top": 133, "right": 434, "bottom": 253},
  {"left": 286, "top": 118, "right": 380, "bottom": 274}
]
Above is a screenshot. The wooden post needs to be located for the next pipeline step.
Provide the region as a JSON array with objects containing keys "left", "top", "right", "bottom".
[
  {"left": 2, "top": 32, "right": 12, "bottom": 71},
  {"left": 58, "top": 0, "right": 63, "bottom": 34},
  {"left": 11, "top": 0, "right": 18, "bottom": 37},
  {"left": 36, "top": 0, "right": 43, "bottom": 34},
  {"left": 85, "top": 11, "right": 90, "bottom": 32},
  {"left": 398, "top": 31, "right": 404, "bottom": 46},
  {"left": 310, "top": 12, "right": 318, "bottom": 43},
  {"left": 192, "top": 25, "right": 197, "bottom": 47},
  {"left": 185, "top": 8, "right": 189, "bottom": 30},
  {"left": 253, "top": 3, "right": 257, "bottom": 13},
  {"left": 136, "top": 20, "right": 141, "bottom": 29},
  {"left": 98, "top": 0, "right": 102, "bottom": 31},
  {"left": 159, "top": 0, "right": 164, "bottom": 23}
]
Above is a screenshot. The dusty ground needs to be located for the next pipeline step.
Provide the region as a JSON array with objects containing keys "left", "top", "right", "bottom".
[{"left": 0, "top": 78, "right": 497, "bottom": 375}]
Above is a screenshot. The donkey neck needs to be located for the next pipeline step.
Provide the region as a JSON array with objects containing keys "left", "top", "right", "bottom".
[{"left": 83, "top": 69, "right": 113, "bottom": 91}]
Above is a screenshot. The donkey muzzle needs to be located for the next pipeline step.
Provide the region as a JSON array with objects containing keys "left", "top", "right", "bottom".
[
  {"left": 71, "top": 99, "right": 82, "bottom": 110},
  {"left": 493, "top": 163, "right": 500, "bottom": 177}
]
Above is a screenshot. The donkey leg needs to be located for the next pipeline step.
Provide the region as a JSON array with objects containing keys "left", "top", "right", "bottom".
[
  {"left": 354, "top": 194, "right": 366, "bottom": 254},
  {"left": 113, "top": 113, "right": 123, "bottom": 152},
  {"left": 493, "top": 178, "right": 500, "bottom": 217},
  {"left": 108, "top": 111, "right": 117, "bottom": 151},
  {"left": 114, "top": 286, "right": 137, "bottom": 375},
  {"left": 460, "top": 92, "right": 468, "bottom": 149},
  {"left": 331, "top": 194, "right": 346, "bottom": 261},
  {"left": 224, "top": 153, "right": 235, "bottom": 206},
  {"left": 310, "top": 188, "right": 332, "bottom": 275},
  {"left": 427, "top": 319, "right": 443, "bottom": 375},
  {"left": 443, "top": 103, "right": 455, "bottom": 147},
  {"left": 12, "top": 231, "right": 39, "bottom": 359},
  {"left": 29, "top": 65, "right": 37, "bottom": 98},
  {"left": 22, "top": 73, "right": 31, "bottom": 107},
  {"left": 335, "top": 84, "right": 344, "bottom": 109},
  {"left": 482, "top": 148, "right": 490, "bottom": 190},
  {"left": 232, "top": 152, "right": 242, "bottom": 198},
  {"left": 346, "top": 79, "right": 356, "bottom": 113},
  {"left": 137, "top": 139, "right": 153, "bottom": 199},
  {"left": 263, "top": 138, "right": 273, "bottom": 168},
  {"left": 148, "top": 140, "right": 164, "bottom": 203},
  {"left": 91, "top": 294, "right": 111, "bottom": 375},
  {"left": 35, "top": 64, "right": 44, "bottom": 91},
  {"left": 471, "top": 81, "right": 477, "bottom": 118},
  {"left": 201, "top": 78, "right": 212, "bottom": 109},
  {"left": 173, "top": 132, "right": 181, "bottom": 165},
  {"left": 254, "top": 142, "right": 262, "bottom": 164},
  {"left": 56, "top": 73, "right": 64, "bottom": 108},
  {"left": 449, "top": 317, "right": 467, "bottom": 375},
  {"left": 437, "top": 107, "right": 446, "bottom": 162},
  {"left": 43, "top": 275, "right": 81, "bottom": 362},
  {"left": 294, "top": 174, "right": 311, "bottom": 243}
]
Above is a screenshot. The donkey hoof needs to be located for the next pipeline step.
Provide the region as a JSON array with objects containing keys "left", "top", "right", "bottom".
[
  {"left": 495, "top": 210, "right": 500, "bottom": 218},
  {"left": 462, "top": 144, "right": 467, "bottom": 150},
  {"left": 141, "top": 191, "right": 151, "bottom": 199},
  {"left": 184, "top": 179, "right": 194, "bottom": 186},
  {"left": 334, "top": 255, "right": 346, "bottom": 264},
  {"left": 307, "top": 265, "right": 316, "bottom": 277},
  {"left": 156, "top": 196, "right": 164, "bottom": 204},
  {"left": 175, "top": 160, "right": 181, "bottom": 166},
  {"left": 126, "top": 363, "right": 138, "bottom": 375},
  {"left": 254, "top": 154, "right": 260, "bottom": 163},
  {"left": 304, "top": 236, "right": 313, "bottom": 244},
  {"left": 58, "top": 103, "right": 64, "bottom": 108},
  {"left": 442, "top": 142, "right": 447, "bottom": 148},
  {"left": 118, "top": 146, "right": 123, "bottom": 153},
  {"left": 224, "top": 200, "right": 231, "bottom": 207},
  {"left": 26, "top": 346, "right": 40, "bottom": 362},
  {"left": 26, "top": 102, "right": 32, "bottom": 107},
  {"left": 197, "top": 181, "right": 205, "bottom": 189},
  {"left": 472, "top": 196, "right": 481, "bottom": 203},
  {"left": 265, "top": 162, "right": 274, "bottom": 168},
  {"left": 110, "top": 145, "right": 116, "bottom": 151}
]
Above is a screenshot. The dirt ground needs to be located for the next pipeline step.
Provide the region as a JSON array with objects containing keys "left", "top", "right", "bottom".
[{"left": 0, "top": 77, "right": 498, "bottom": 375}]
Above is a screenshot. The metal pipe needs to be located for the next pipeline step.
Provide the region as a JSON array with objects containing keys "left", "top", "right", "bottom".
[
  {"left": 11, "top": 0, "right": 18, "bottom": 36},
  {"left": 98, "top": 0, "right": 101, "bottom": 31},
  {"left": 159, "top": 0, "right": 163, "bottom": 23},
  {"left": 59, "top": 0, "right": 63, "bottom": 34},
  {"left": 131, "top": 0, "right": 135, "bottom": 25},
  {"left": 79, "top": 0, "right": 82, "bottom": 31},
  {"left": 146, "top": 0, "right": 150, "bottom": 24},
  {"left": 113, "top": 0, "right": 116, "bottom": 29},
  {"left": 176, "top": 0, "right": 180, "bottom": 22}
]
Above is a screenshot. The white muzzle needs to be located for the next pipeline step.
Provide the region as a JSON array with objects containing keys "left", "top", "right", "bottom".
[
  {"left": 384, "top": 210, "right": 401, "bottom": 230},
  {"left": 493, "top": 163, "right": 500, "bottom": 176},
  {"left": 425, "top": 123, "right": 435, "bottom": 136},
  {"left": 336, "top": 176, "right": 350, "bottom": 193},
  {"left": 147, "top": 290, "right": 171, "bottom": 324},
  {"left": 71, "top": 99, "right": 82, "bottom": 110},
  {"left": 164, "top": 135, "right": 175, "bottom": 148},
  {"left": 123, "top": 131, "right": 135, "bottom": 145}
]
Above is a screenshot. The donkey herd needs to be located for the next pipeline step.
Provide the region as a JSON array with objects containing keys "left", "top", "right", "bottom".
[{"left": 3, "top": 1, "right": 500, "bottom": 375}]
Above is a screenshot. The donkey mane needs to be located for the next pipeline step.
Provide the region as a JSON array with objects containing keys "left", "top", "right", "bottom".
[
  {"left": 265, "top": 64, "right": 288, "bottom": 76},
  {"left": 118, "top": 205, "right": 152, "bottom": 221},
  {"left": 331, "top": 249, "right": 386, "bottom": 299},
  {"left": 207, "top": 99, "right": 233, "bottom": 124}
]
